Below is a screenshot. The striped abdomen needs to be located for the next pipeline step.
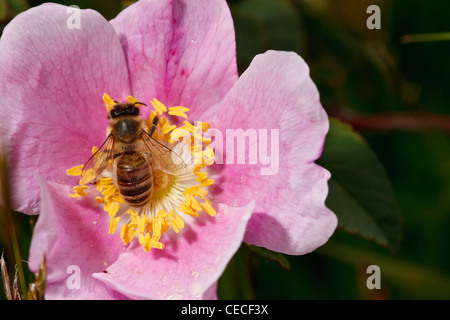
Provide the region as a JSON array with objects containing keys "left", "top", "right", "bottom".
[{"left": 116, "top": 152, "right": 153, "bottom": 206}]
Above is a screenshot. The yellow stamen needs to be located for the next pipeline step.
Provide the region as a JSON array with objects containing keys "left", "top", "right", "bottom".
[
  {"left": 170, "top": 127, "right": 190, "bottom": 141},
  {"left": 69, "top": 193, "right": 85, "bottom": 198},
  {"left": 178, "top": 203, "right": 198, "bottom": 217},
  {"left": 150, "top": 98, "right": 167, "bottom": 115},
  {"left": 103, "top": 93, "right": 116, "bottom": 112},
  {"left": 197, "top": 122, "right": 211, "bottom": 132},
  {"left": 98, "top": 177, "right": 113, "bottom": 185},
  {"left": 109, "top": 216, "right": 120, "bottom": 234},
  {"left": 203, "top": 145, "right": 215, "bottom": 159},
  {"left": 191, "top": 144, "right": 203, "bottom": 153},
  {"left": 185, "top": 185, "right": 208, "bottom": 199},
  {"left": 150, "top": 239, "right": 165, "bottom": 250},
  {"left": 151, "top": 130, "right": 162, "bottom": 142},
  {"left": 111, "top": 195, "right": 124, "bottom": 204},
  {"left": 69, "top": 185, "right": 89, "bottom": 198},
  {"left": 189, "top": 196, "right": 202, "bottom": 212},
  {"left": 201, "top": 198, "right": 217, "bottom": 217},
  {"left": 169, "top": 211, "right": 185, "bottom": 229},
  {"left": 195, "top": 171, "right": 208, "bottom": 182},
  {"left": 104, "top": 199, "right": 113, "bottom": 213},
  {"left": 79, "top": 168, "right": 95, "bottom": 185},
  {"left": 201, "top": 179, "right": 214, "bottom": 187},
  {"left": 136, "top": 215, "right": 146, "bottom": 234},
  {"left": 101, "top": 184, "right": 116, "bottom": 199},
  {"left": 182, "top": 121, "right": 196, "bottom": 133},
  {"left": 168, "top": 106, "right": 190, "bottom": 119},
  {"left": 152, "top": 214, "right": 163, "bottom": 239},
  {"left": 193, "top": 164, "right": 203, "bottom": 173},
  {"left": 74, "top": 185, "right": 88, "bottom": 194},
  {"left": 193, "top": 133, "right": 211, "bottom": 144},
  {"left": 140, "top": 214, "right": 150, "bottom": 230},
  {"left": 127, "top": 209, "right": 138, "bottom": 216},
  {"left": 126, "top": 95, "right": 140, "bottom": 104},
  {"left": 139, "top": 233, "right": 151, "bottom": 251},
  {"left": 203, "top": 156, "right": 215, "bottom": 166},
  {"left": 121, "top": 223, "right": 137, "bottom": 245},
  {"left": 66, "top": 165, "right": 84, "bottom": 176},
  {"left": 108, "top": 202, "right": 120, "bottom": 218},
  {"left": 95, "top": 196, "right": 105, "bottom": 204},
  {"left": 161, "top": 121, "right": 176, "bottom": 135}
]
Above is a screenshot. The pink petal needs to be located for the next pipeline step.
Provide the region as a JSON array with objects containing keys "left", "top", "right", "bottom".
[
  {"left": 0, "top": 4, "right": 130, "bottom": 214},
  {"left": 93, "top": 201, "right": 255, "bottom": 299},
  {"left": 110, "top": 0, "right": 238, "bottom": 120},
  {"left": 201, "top": 51, "right": 337, "bottom": 255},
  {"left": 29, "top": 176, "right": 126, "bottom": 299}
]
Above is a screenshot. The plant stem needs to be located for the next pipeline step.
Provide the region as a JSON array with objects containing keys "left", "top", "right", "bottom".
[
  {"left": 401, "top": 32, "right": 450, "bottom": 44},
  {"left": 0, "top": 153, "right": 27, "bottom": 297},
  {"left": 331, "top": 112, "right": 450, "bottom": 134}
]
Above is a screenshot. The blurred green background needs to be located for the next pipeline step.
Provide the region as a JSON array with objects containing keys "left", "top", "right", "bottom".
[{"left": 1, "top": 0, "right": 450, "bottom": 299}]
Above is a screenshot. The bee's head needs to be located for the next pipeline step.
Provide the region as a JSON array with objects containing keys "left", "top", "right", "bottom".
[{"left": 108, "top": 101, "right": 147, "bottom": 120}]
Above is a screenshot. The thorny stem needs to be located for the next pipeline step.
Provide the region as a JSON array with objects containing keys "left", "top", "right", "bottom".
[
  {"left": 0, "top": 153, "right": 27, "bottom": 297},
  {"left": 331, "top": 111, "right": 450, "bottom": 134},
  {"left": 401, "top": 32, "right": 450, "bottom": 44}
]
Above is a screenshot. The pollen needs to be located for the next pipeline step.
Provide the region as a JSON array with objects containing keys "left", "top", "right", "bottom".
[
  {"left": 150, "top": 98, "right": 167, "bottom": 115},
  {"left": 79, "top": 168, "right": 95, "bottom": 185},
  {"left": 125, "top": 96, "right": 140, "bottom": 104},
  {"left": 197, "top": 122, "right": 211, "bottom": 132},
  {"left": 170, "top": 127, "right": 190, "bottom": 142},
  {"left": 161, "top": 121, "right": 176, "bottom": 135},
  {"left": 66, "top": 165, "right": 84, "bottom": 176},
  {"left": 69, "top": 185, "right": 89, "bottom": 198},
  {"left": 195, "top": 172, "right": 208, "bottom": 182},
  {"left": 168, "top": 106, "right": 190, "bottom": 119},
  {"left": 67, "top": 94, "right": 217, "bottom": 252},
  {"left": 109, "top": 216, "right": 120, "bottom": 234},
  {"left": 103, "top": 93, "right": 116, "bottom": 112},
  {"left": 201, "top": 179, "right": 214, "bottom": 187},
  {"left": 201, "top": 198, "right": 217, "bottom": 217}
]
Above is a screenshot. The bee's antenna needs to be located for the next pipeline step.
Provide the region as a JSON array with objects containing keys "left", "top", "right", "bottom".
[{"left": 133, "top": 102, "right": 147, "bottom": 107}]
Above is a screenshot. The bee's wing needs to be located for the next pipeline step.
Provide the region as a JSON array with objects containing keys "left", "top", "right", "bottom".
[
  {"left": 80, "top": 134, "right": 116, "bottom": 184},
  {"left": 140, "top": 131, "right": 187, "bottom": 175}
]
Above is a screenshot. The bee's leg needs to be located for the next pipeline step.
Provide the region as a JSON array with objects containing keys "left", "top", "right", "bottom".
[{"left": 149, "top": 115, "right": 159, "bottom": 137}]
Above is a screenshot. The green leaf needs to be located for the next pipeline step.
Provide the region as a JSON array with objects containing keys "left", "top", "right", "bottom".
[
  {"left": 317, "top": 118, "right": 403, "bottom": 252},
  {"left": 231, "top": 0, "right": 305, "bottom": 73},
  {"left": 0, "top": 0, "right": 7, "bottom": 20},
  {"left": 245, "top": 244, "right": 291, "bottom": 271},
  {"left": 6, "top": 0, "right": 29, "bottom": 14},
  {"left": 319, "top": 241, "right": 450, "bottom": 299}
]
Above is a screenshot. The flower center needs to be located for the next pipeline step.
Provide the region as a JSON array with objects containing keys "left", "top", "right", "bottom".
[
  {"left": 152, "top": 170, "right": 171, "bottom": 194},
  {"left": 67, "top": 94, "right": 216, "bottom": 251}
]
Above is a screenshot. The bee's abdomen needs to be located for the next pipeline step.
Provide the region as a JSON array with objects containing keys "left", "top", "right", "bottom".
[{"left": 116, "top": 153, "right": 152, "bottom": 206}]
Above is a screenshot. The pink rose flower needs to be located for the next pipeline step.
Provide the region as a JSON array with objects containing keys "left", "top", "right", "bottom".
[{"left": 0, "top": 0, "right": 337, "bottom": 299}]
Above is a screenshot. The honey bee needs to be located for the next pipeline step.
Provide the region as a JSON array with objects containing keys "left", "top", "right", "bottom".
[{"left": 81, "top": 100, "right": 186, "bottom": 206}]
